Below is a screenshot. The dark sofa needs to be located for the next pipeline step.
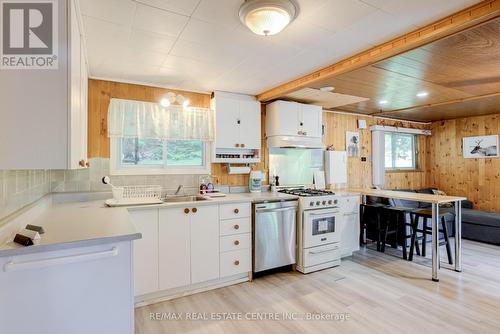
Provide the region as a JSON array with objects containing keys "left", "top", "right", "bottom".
[{"left": 366, "top": 188, "right": 500, "bottom": 246}]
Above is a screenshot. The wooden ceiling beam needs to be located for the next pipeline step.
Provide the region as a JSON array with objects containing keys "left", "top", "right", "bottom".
[{"left": 256, "top": 0, "right": 500, "bottom": 102}]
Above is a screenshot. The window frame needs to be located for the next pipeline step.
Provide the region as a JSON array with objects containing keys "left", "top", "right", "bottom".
[
  {"left": 384, "top": 132, "right": 418, "bottom": 171},
  {"left": 110, "top": 137, "right": 211, "bottom": 175}
]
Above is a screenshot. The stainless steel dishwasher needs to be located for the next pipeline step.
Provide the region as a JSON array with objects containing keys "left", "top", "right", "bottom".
[{"left": 253, "top": 200, "right": 298, "bottom": 273}]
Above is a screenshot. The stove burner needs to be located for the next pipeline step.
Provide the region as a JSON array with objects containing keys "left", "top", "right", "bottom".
[{"left": 278, "top": 188, "right": 336, "bottom": 197}]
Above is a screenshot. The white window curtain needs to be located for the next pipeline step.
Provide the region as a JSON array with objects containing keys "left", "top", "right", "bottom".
[
  {"left": 107, "top": 98, "right": 214, "bottom": 141},
  {"left": 372, "top": 130, "right": 385, "bottom": 187}
]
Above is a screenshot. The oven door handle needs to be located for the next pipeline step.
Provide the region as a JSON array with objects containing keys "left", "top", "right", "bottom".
[
  {"left": 308, "top": 211, "right": 339, "bottom": 217},
  {"left": 256, "top": 207, "right": 297, "bottom": 214},
  {"left": 309, "top": 246, "right": 339, "bottom": 255}
]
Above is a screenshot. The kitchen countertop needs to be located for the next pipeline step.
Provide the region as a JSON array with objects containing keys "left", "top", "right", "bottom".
[
  {"left": 0, "top": 200, "right": 140, "bottom": 257},
  {"left": 0, "top": 190, "right": 360, "bottom": 257}
]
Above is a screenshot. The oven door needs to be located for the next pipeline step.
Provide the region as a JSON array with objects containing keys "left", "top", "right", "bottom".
[{"left": 303, "top": 208, "right": 341, "bottom": 248}]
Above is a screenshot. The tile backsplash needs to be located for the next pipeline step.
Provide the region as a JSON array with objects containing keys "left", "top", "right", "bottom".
[
  {"left": 0, "top": 158, "right": 203, "bottom": 221},
  {"left": 0, "top": 170, "right": 51, "bottom": 221}
]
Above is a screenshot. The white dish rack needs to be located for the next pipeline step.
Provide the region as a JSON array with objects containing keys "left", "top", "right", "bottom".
[{"left": 102, "top": 176, "right": 163, "bottom": 207}]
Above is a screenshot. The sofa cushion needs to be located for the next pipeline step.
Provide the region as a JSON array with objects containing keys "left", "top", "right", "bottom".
[{"left": 461, "top": 208, "right": 500, "bottom": 228}]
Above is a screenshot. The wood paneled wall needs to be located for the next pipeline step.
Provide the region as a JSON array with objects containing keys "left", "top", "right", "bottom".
[
  {"left": 322, "top": 112, "right": 431, "bottom": 190},
  {"left": 87, "top": 79, "right": 262, "bottom": 186},
  {"left": 427, "top": 113, "right": 500, "bottom": 211}
]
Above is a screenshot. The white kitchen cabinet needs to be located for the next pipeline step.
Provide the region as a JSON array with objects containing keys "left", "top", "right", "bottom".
[
  {"left": 129, "top": 208, "right": 159, "bottom": 296},
  {"left": 190, "top": 205, "right": 220, "bottom": 284},
  {"left": 213, "top": 97, "right": 240, "bottom": 149},
  {"left": 212, "top": 91, "right": 261, "bottom": 163},
  {"left": 0, "top": 242, "right": 134, "bottom": 334},
  {"left": 266, "top": 100, "right": 323, "bottom": 146},
  {"left": 0, "top": 0, "right": 88, "bottom": 169},
  {"left": 300, "top": 103, "right": 322, "bottom": 137},
  {"left": 159, "top": 207, "right": 191, "bottom": 290},
  {"left": 339, "top": 196, "right": 361, "bottom": 257}
]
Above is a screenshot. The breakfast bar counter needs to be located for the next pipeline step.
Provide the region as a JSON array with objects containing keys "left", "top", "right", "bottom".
[{"left": 350, "top": 188, "right": 467, "bottom": 281}]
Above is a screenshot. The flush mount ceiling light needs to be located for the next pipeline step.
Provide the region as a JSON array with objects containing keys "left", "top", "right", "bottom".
[
  {"left": 319, "top": 86, "right": 335, "bottom": 92},
  {"left": 239, "top": 0, "right": 298, "bottom": 36}
]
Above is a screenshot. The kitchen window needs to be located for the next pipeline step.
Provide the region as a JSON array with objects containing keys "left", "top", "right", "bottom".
[
  {"left": 108, "top": 98, "right": 214, "bottom": 175},
  {"left": 384, "top": 132, "right": 417, "bottom": 170}
]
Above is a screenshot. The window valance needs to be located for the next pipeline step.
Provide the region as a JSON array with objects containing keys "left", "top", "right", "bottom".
[{"left": 108, "top": 98, "right": 214, "bottom": 141}]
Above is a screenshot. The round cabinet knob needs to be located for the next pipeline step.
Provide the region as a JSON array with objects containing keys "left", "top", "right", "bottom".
[
  {"left": 322, "top": 201, "right": 326, "bottom": 205},
  {"left": 234, "top": 224, "right": 240, "bottom": 230},
  {"left": 316, "top": 201, "right": 320, "bottom": 205},
  {"left": 241, "top": 144, "right": 245, "bottom": 148},
  {"left": 235, "top": 143, "right": 240, "bottom": 147},
  {"left": 78, "top": 160, "right": 85, "bottom": 167},
  {"left": 328, "top": 200, "right": 332, "bottom": 205},
  {"left": 300, "top": 122, "right": 303, "bottom": 126},
  {"left": 184, "top": 208, "right": 190, "bottom": 214},
  {"left": 192, "top": 208, "right": 197, "bottom": 213},
  {"left": 234, "top": 208, "right": 239, "bottom": 214},
  {"left": 310, "top": 202, "right": 314, "bottom": 207},
  {"left": 85, "top": 161, "right": 90, "bottom": 167},
  {"left": 234, "top": 240, "right": 240, "bottom": 246},
  {"left": 234, "top": 260, "right": 240, "bottom": 266}
]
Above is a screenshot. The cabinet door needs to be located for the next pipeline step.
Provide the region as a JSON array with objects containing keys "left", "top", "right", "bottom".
[
  {"left": 238, "top": 100, "right": 261, "bottom": 149},
  {"left": 69, "top": 0, "right": 82, "bottom": 169},
  {"left": 79, "top": 39, "right": 88, "bottom": 166},
  {"left": 341, "top": 212, "right": 360, "bottom": 257},
  {"left": 266, "top": 101, "right": 300, "bottom": 136},
  {"left": 129, "top": 209, "right": 159, "bottom": 296},
  {"left": 300, "top": 104, "right": 322, "bottom": 137},
  {"left": 159, "top": 208, "right": 191, "bottom": 290},
  {"left": 215, "top": 97, "right": 240, "bottom": 149},
  {"left": 190, "top": 205, "right": 220, "bottom": 284}
]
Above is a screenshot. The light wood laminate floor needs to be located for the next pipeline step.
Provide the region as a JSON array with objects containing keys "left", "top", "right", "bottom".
[{"left": 135, "top": 240, "right": 500, "bottom": 334}]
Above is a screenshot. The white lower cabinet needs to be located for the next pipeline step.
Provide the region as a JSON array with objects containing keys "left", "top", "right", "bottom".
[
  {"left": 129, "top": 209, "right": 159, "bottom": 296},
  {"left": 0, "top": 242, "right": 134, "bottom": 334},
  {"left": 220, "top": 248, "right": 251, "bottom": 277},
  {"left": 190, "top": 205, "right": 220, "bottom": 284},
  {"left": 159, "top": 207, "right": 191, "bottom": 290},
  {"left": 339, "top": 196, "right": 361, "bottom": 258},
  {"left": 131, "top": 202, "right": 251, "bottom": 301}
]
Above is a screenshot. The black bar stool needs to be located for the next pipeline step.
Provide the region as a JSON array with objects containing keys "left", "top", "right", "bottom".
[
  {"left": 409, "top": 209, "right": 453, "bottom": 264},
  {"left": 360, "top": 203, "right": 388, "bottom": 251},
  {"left": 383, "top": 206, "right": 420, "bottom": 260}
]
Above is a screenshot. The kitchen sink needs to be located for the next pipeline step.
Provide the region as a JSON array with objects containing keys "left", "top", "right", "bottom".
[{"left": 163, "top": 195, "right": 209, "bottom": 203}]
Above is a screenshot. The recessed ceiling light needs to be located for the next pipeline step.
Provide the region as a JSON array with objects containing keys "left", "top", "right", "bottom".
[
  {"left": 319, "top": 86, "right": 335, "bottom": 92},
  {"left": 416, "top": 91, "right": 429, "bottom": 98},
  {"left": 239, "top": 0, "right": 298, "bottom": 36},
  {"left": 160, "top": 98, "right": 170, "bottom": 107},
  {"left": 379, "top": 100, "right": 388, "bottom": 105}
]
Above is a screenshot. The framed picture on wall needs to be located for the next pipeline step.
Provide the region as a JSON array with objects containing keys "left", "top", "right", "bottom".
[
  {"left": 463, "top": 135, "right": 499, "bottom": 158},
  {"left": 346, "top": 131, "right": 360, "bottom": 157}
]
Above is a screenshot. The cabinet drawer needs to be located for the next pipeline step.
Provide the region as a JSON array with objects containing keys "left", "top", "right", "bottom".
[
  {"left": 220, "top": 249, "right": 251, "bottom": 277},
  {"left": 220, "top": 203, "right": 251, "bottom": 220},
  {"left": 220, "top": 233, "right": 251, "bottom": 252},
  {"left": 220, "top": 218, "right": 251, "bottom": 236}
]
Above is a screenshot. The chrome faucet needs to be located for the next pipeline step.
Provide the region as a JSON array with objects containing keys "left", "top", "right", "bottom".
[{"left": 174, "top": 185, "right": 183, "bottom": 195}]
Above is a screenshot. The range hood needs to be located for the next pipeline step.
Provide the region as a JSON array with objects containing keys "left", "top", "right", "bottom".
[{"left": 267, "top": 135, "right": 325, "bottom": 149}]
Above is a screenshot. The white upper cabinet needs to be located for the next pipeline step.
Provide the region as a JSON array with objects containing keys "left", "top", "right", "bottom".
[
  {"left": 212, "top": 91, "right": 261, "bottom": 162},
  {"left": 266, "top": 100, "right": 322, "bottom": 138},
  {"left": 299, "top": 103, "right": 322, "bottom": 138},
  {"left": 0, "top": 0, "right": 88, "bottom": 169},
  {"left": 238, "top": 100, "right": 261, "bottom": 150}
]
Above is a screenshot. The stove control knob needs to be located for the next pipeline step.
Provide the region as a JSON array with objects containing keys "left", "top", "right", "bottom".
[
  {"left": 322, "top": 201, "right": 326, "bottom": 205},
  {"left": 334, "top": 200, "right": 338, "bottom": 205},
  {"left": 328, "top": 200, "right": 332, "bottom": 205},
  {"left": 316, "top": 201, "right": 320, "bottom": 206},
  {"left": 310, "top": 201, "right": 314, "bottom": 207}
]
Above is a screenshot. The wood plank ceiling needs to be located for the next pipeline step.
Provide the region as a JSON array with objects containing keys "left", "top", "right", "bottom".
[{"left": 308, "top": 17, "right": 500, "bottom": 122}]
